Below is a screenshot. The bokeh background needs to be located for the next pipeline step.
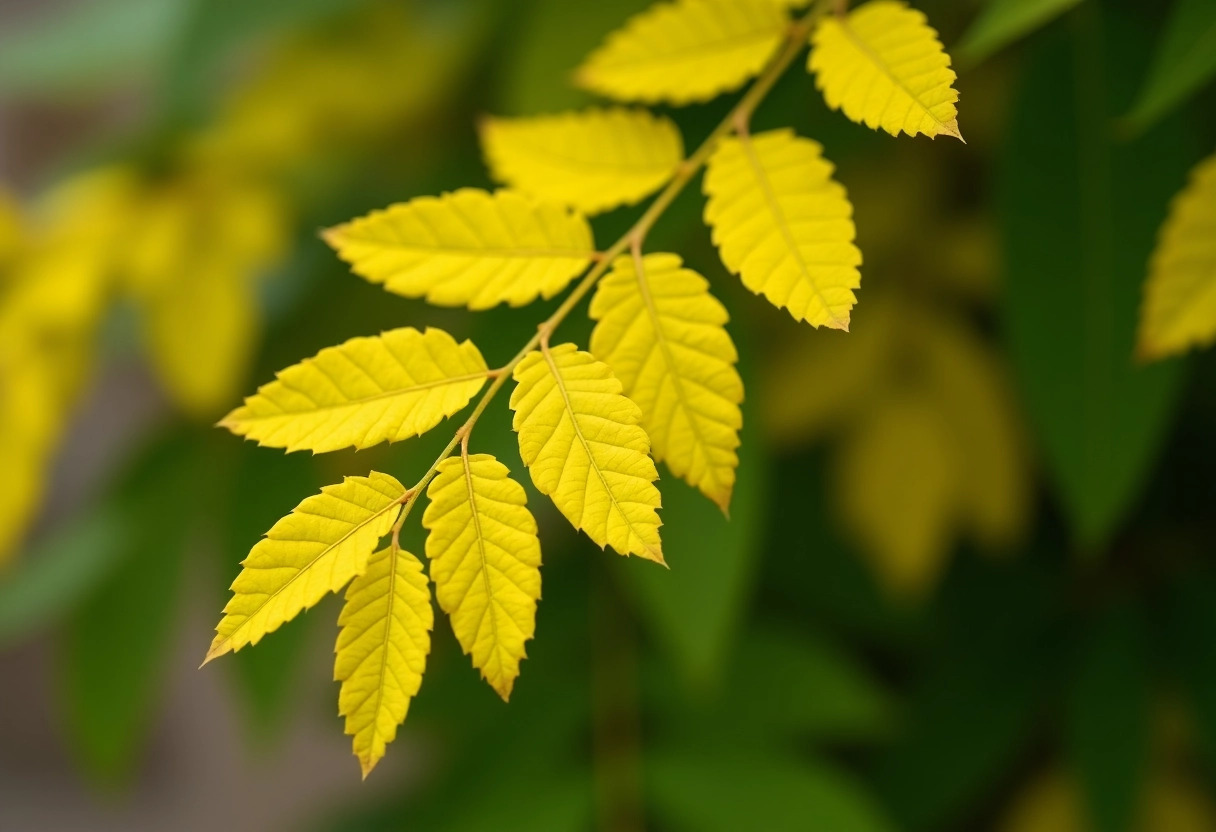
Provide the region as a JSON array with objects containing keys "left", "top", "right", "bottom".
[{"left": 2, "top": 0, "right": 1216, "bottom": 830}]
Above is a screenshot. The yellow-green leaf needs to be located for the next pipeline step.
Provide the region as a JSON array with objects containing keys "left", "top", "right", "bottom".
[
  {"left": 589, "top": 252, "right": 743, "bottom": 511},
  {"left": 510, "top": 344, "right": 664, "bottom": 563},
  {"left": 221, "top": 327, "right": 489, "bottom": 454},
  {"left": 335, "top": 545, "right": 433, "bottom": 779},
  {"left": 124, "top": 175, "right": 288, "bottom": 417},
  {"left": 205, "top": 472, "right": 405, "bottom": 662},
  {"left": 422, "top": 453, "right": 541, "bottom": 699},
  {"left": 703, "top": 128, "right": 861, "bottom": 329},
  {"left": 1137, "top": 152, "right": 1216, "bottom": 361},
  {"left": 837, "top": 391, "right": 959, "bottom": 598},
  {"left": 480, "top": 108, "right": 684, "bottom": 215},
  {"left": 809, "top": 0, "right": 962, "bottom": 140},
  {"left": 324, "top": 188, "right": 596, "bottom": 310},
  {"left": 575, "top": 0, "right": 790, "bottom": 105}
]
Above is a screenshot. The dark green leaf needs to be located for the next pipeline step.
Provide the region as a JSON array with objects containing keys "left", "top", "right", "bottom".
[
  {"left": 648, "top": 747, "right": 894, "bottom": 832},
  {"left": 1066, "top": 602, "right": 1151, "bottom": 832},
  {"left": 57, "top": 431, "right": 202, "bottom": 787},
  {"left": 1124, "top": 0, "right": 1216, "bottom": 130},
  {"left": 998, "top": 5, "right": 1195, "bottom": 548},
  {"left": 955, "top": 0, "right": 1082, "bottom": 66}
]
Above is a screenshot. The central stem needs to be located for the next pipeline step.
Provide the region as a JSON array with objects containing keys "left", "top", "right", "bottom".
[{"left": 400, "top": 11, "right": 819, "bottom": 508}]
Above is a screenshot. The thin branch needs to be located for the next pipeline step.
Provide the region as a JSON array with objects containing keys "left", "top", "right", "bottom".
[{"left": 403, "top": 8, "right": 824, "bottom": 500}]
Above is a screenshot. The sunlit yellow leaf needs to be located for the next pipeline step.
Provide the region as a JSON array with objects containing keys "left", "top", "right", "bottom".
[
  {"left": 837, "top": 391, "right": 960, "bottom": 598},
  {"left": 809, "top": 0, "right": 962, "bottom": 140},
  {"left": 510, "top": 344, "right": 664, "bottom": 563},
  {"left": 422, "top": 453, "right": 541, "bottom": 699},
  {"left": 575, "top": 0, "right": 790, "bottom": 105},
  {"left": 324, "top": 189, "right": 596, "bottom": 310},
  {"left": 1137, "top": 152, "right": 1216, "bottom": 361},
  {"left": 589, "top": 252, "right": 743, "bottom": 511},
  {"left": 221, "top": 327, "right": 489, "bottom": 454},
  {"left": 335, "top": 545, "right": 433, "bottom": 779},
  {"left": 205, "top": 472, "right": 405, "bottom": 662},
  {"left": 480, "top": 108, "right": 684, "bottom": 214},
  {"left": 703, "top": 128, "right": 861, "bottom": 328}
]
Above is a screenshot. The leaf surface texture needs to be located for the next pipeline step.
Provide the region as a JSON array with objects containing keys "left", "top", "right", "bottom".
[
  {"left": 221, "top": 327, "right": 489, "bottom": 453},
  {"left": 809, "top": 0, "right": 962, "bottom": 139},
  {"left": 703, "top": 128, "right": 861, "bottom": 328},
  {"left": 590, "top": 252, "right": 743, "bottom": 510},
  {"left": 335, "top": 545, "right": 432, "bottom": 778},
  {"left": 206, "top": 472, "right": 405, "bottom": 661},
  {"left": 423, "top": 454, "right": 541, "bottom": 699},
  {"left": 575, "top": 0, "right": 789, "bottom": 105},
  {"left": 481, "top": 108, "right": 684, "bottom": 214},
  {"left": 510, "top": 344, "right": 663, "bottom": 562},
  {"left": 324, "top": 188, "right": 595, "bottom": 309}
]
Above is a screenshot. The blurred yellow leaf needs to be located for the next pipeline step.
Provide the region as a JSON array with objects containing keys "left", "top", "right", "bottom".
[
  {"left": 0, "top": 168, "right": 135, "bottom": 565},
  {"left": 325, "top": 189, "right": 595, "bottom": 310},
  {"left": 575, "top": 0, "right": 789, "bottom": 105},
  {"left": 205, "top": 472, "right": 405, "bottom": 662},
  {"left": 192, "top": 2, "right": 480, "bottom": 171},
  {"left": 809, "top": 0, "right": 962, "bottom": 140},
  {"left": 335, "top": 545, "right": 433, "bottom": 779},
  {"left": 760, "top": 292, "right": 893, "bottom": 446},
  {"left": 422, "top": 454, "right": 541, "bottom": 700},
  {"left": 1137, "top": 152, "right": 1216, "bottom": 361},
  {"left": 703, "top": 128, "right": 861, "bottom": 329},
  {"left": 221, "top": 327, "right": 489, "bottom": 454},
  {"left": 480, "top": 108, "right": 684, "bottom": 215},
  {"left": 589, "top": 252, "right": 743, "bottom": 511},
  {"left": 1001, "top": 769, "right": 1216, "bottom": 832},
  {"left": 837, "top": 390, "right": 960, "bottom": 598},
  {"left": 0, "top": 188, "right": 23, "bottom": 269},
  {"left": 510, "top": 344, "right": 664, "bottom": 563},
  {"left": 121, "top": 174, "right": 287, "bottom": 417}
]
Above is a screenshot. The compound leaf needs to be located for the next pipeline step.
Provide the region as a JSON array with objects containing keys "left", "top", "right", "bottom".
[
  {"left": 809, "top": 0, "right": 962, "bottom": 140},
  {"left": 589, "top": 252, "right": 742, "bottom": 511},
  {"left": 324, "top": 188, "right": 595, "bottom": 310},
  {"left": 481, "top": 107, "right": 684, "bottom": 215},
  {"left": 422, "top": 453, "right": 542, "bottom": 700},
  {"left": 335, "top": 545, "right": 433, "bottom": 779},
  {"left": 205, "top": 471, "right": 405, "bottom": 662},
  {"left": 1138, "top": 152, "right": 1216, "bottom": 361},
  {"left": 510, "top": 344, "right": 664, "bottom": 563},
  {"left": 220, "top": 327, "right": 489, "bottom": 453},
  {"left": 575, "top": 0, "right": 790, "bottom": 105},
  {"left": 703, "top": 128, "right": 861, "bottom": 329}
]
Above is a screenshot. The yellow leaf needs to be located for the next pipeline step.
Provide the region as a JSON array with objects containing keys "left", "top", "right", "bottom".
[
  {"left": 911, "top": 309, "right": 1030, "bottom": 550},
  {"left": 422, "top": 453, "right": 541, "bottom": 699},
  {"left": 1137, "top": 152, "right": 1216, "bottom": 360},
  {"left": 0, "top": 189, "right": 23, "bottom": 268},
  {"left": 221, "top": 327, "right": 489, "bottom": 454},
  {"left": 575, "top": 0, "right": 790, "bottom": 105},
  {"left": 510, "top": 344, "right": 664, "bottom": 563},
  {"left": 703, "top": 128, "right": 861, "bottom": 328},
  {"left": 324, "top": 189, "right": 596, "bottom": 310},
  {"left": 837, "top": 391, "right": 960, "bottom": 598},
  {"left": 123, "top": 175, "right": 288, "bottom": 416},
  {"left": 809, "top": 0, "right": 962, "bottom": 140},
  {"left": 334, "top": 545, "right": 433, "bottom": 779},
  {"left": 759, "top": 291, "right": 894, "bottom": 447},
  {"left": 589, "top": 252, "right": 743, "bottom": 511},
  {"left": 480, "top": 108, "right": 684, "bottom": 215},
  {"left": 205, "top": 472, "right": 405, "bottom": 662}
]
